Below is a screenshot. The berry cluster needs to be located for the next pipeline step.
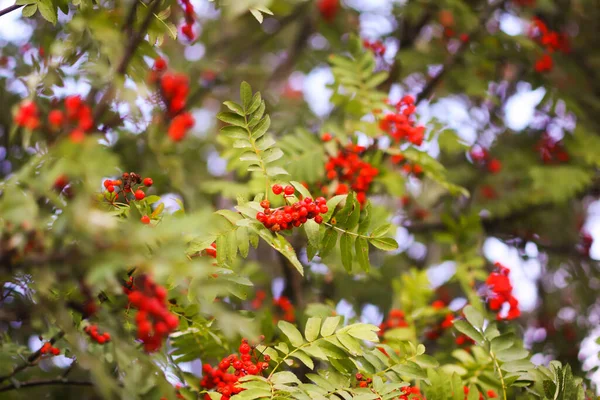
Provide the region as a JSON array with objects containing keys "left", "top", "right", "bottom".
[
  {"left": 354, "top": 373, "right": 372, "bottom": 388},
  {"left": 463, "top": 386, "right": 498, "bottom": 399},
  {"left": 14, "top": 101, "right": 40, "bottom": 130},
  {"left": 391, "top": 153, "right": 424, "bottom": 177},
  {"left": 273, "top": 295, "right": 295, "bottom": 323},
  {"left": 399, "top": 386, "right": 424, "bottom": 400},
  {"left": 379, "top": 96, "right": 425, "bottom": 146},
  {"left": 256, "top": 185, "right": 328, "bottom": 232},
  {"left": 14, "top": 95, "right": 95, "bottom": 143},
  {"left": 84, "top": 324, "right": 111, "bottom": 344},
  {"left": 103, "top": 172, "right": 153, "bottom": 210},
  {"left": 378, "top": 309, "right": 408, "bottom": 336},
  {"left": 323, "top": 144, "right": 379, "bottom": 205},
  {"left": 179, "top": 0, "right": 195, "bottom": 41},
  {"left": 40, "top": 342, "right": 60, "bottom": 356},
  {"left": 50, "top": 95, "right": 94, "bottom": 143},
  {"left": 126, "top": 275, "right": 179, "bottom": 352},
  {"left": 151, "top": 57, "right": 195, "bottom": 142},
  {"left": 200, "top": 339, "right": 270, "bottom": 400},
  {"left": 529, "top": 18, "right": 570, "bottom": 73},
  {"left": 317, "top": 0, "right": 339, "bottom": 23},
  {"left": 535, "top": 133, "right": 569, "bottom": 164},
  {"left": 362, "top": 39, "right": 386, "bottom": 57},
  {"left": 486, "top": 262, "right": 520, "bottom": 320},
  {"left": 469, "top": 146, "right": 502, "bottom": 174}
]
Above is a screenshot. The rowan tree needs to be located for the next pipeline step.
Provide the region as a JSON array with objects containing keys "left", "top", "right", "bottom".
[{"left": 0, "top": 0, "right": 599, "bottom": 399}]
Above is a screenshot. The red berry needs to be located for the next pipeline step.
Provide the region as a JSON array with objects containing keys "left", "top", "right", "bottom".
[
  {"left": 107, "top": 185, "right": 115, "bottom": 193},
  {"left": 321, "top": 132, "right": 332, "bottom": 142},
  {"left": 141, "top": 216, "right": 151, "bottom": 224},
  {"left": 239, "top": 343, "right": 251, "bottom": 354},
  {"left": 260, "top": 200, "right": 270, "bottom": 209},
  {"left": 154, "top": 57, "right": 167, "bottom": 71},
  {"left": 48, "top": 109, "right": 64, "bottom": 127},
  {"left": 50, "top": 347, "right": 60, "bottom": 355},
  {"left": 103, "top": 179, "right": 113, "bottom": 188},
  {"left": 143, "top": 177, "right": 153, "bottom": 187},
  {"left": 272, "top": 184, "right": 283, "bottom": 195},
  {"left": 283, "top": 185, "right": 295, "bottom": 196},
  {"left": 314, "top": 215, "right": 323, "bottom": 224},
  {"left": 134, "top": 190, "right": 145, "bottom": 200}
]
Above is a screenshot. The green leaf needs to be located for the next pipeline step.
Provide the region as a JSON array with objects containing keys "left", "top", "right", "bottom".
[
  {"left": 453, "top": 320, "right": 484, "bottom": 344},
  {"left": 369, "top": 237, "right": 398, "bottom": 251},
  {"left": 290, "top": 349, "right": 314, "bottom": 369},
  {"left": 355, "top": 237, "right": 370, "bottom": 271},
  {"left": 220, "top": 125, "right": 248, "bottom": 139},
  {"left": 240, "top": 81, "right": 253, "bottom": 111},
  {"left": 321, "top": 316, "right": 341, "bottom": 337},
  {"left": 278, "top": 320, "right": 305, "bottom": 347},
  {"left": 224, "top": 101, "right": 244, "bottom": 115},
  {"left": 463, "top": 305, "right": 484, "bottom": 330},
  {"left": 320, "top": 228, "right": 338, "bottom": 258},
  {"left": 304, "top": 219, "right": 321, "bottom": 248},
  {"left": 217, "top": 111, "right": 246, "bottom": 127},
  {"left": 22, "top": 4, "right": 37, "bottom": 17},
  {"left": 305, "top": 317, "right": 321, "bottom": 342},
  {"left": 37, "top": 0, "right": 57, "bottom": 24},
  {"left": 340, "top": 233, "right": 353, "bottom": 272},
  {"left": 270, "top": 371, "right": 300, "bottom": 385},
  {"left": 370, "top": 224, "right": 391, "bottom": 237},
  {"left": 346, "top": 324, "right": 379, "bottom": 342}
]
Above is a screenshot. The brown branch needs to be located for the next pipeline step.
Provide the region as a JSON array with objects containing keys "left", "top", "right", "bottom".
[
  {"left": 0, "top": 331, "right": 65, "bottom": 384},
  {"left": 0, "top": 378, "right": 93, "bottom": 393},
  {"left": 416, "top": 0, "right": 509, "bottom": 104},
  {"left": 92, "top": 0, "right": 161, "bottom": 123},
  {"left": 0, "top": 3, "right": 23, "bottom": 17}
]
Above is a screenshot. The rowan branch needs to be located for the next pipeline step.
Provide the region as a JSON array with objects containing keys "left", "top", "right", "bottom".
[
  {"left": 92, "top": 0, "right": 161, "bottom": 123},
  {"left": 0, "top": 331, "right": 65, "bottom": 384},
  {"left": 0, "top": 3, "right": 23, "bottom": 17},
  {"left": 416, "top": 0, "right": 509, "bottom": 104},
  {"left": 0, "top": 378, "right": 93, "bottom": 393}
]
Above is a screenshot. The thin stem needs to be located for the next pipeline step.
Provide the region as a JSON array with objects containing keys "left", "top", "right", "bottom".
[
  {"left": 490, "top": 350, "right": 508, "bottom": 400},
  {"left": 242, "top": 112, "right": 270, "bottom": 196},
  {"left": 0, "top": 331, "right": 65, "bottom": 384},
  {"left": 415, "top": 0, "right": 508, "bottom": 104},
  {"left": 323, "top": 222, "right": 371, "bottom": 240},
  {"left": 0, "top": 3, "right": 24, "bottom": 17}
]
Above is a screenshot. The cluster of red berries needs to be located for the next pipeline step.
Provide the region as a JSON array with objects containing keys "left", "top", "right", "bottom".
[
  {"left": 40, "top": 342, "right": 60, "bottom": 356},
  {"left": 14, "top": 101, "right": 40, "bottom": 130},
  {"left": 469, "top": 146, "right": 502, "bottom": 174},
  {"left": 84, "top": 325, "right": 111, "bottom": 344},
  {"left": 200, "top": 339, "right": 270, "bottom": 400},
  {"left": 390, "top": 153, "right": 424, "bottom": 177},
  {"left": 486, "top": 262, "right": 520, "bottom": 321},
  {"left": 179, "top": 0, "right": 195, "bottom": 41},
  {"left": 50, "top": 95, "right": 94, "bottom": 143},
  {"left": 323, "top": 143, "right": 378, "bottom": 206},
  {"left": 529, "top": 18, "right": 570, "bottom": 73},
  {"left": 362, "top": 39, "right": 386, "bottom": 56},
  {"left": 317, "top": 0, "right": 339, "bottom": 22},
  {"left": 273, "top": 295, "right": 295, "bottom": 323},
  {"left": 150, "top": 57, "right": 195, "bottom": 142},
  {"left": 399, "top": 386, "right": 424, "bottom": 400},
  {"left": 442, "top": 28, "right": 470, "bottom": 44},
  {"left": 378, "top": 309, "right": 408, "bottom": 336},
  {"left": 354, "top": 373, "right": 372, "bottom": 388},
  {"left": 256, "top": 185, "right": 328, "bottom": 232},
  {"left": 125, "top": 275, "right": 179, "bottom": 352},
  {"left": 379, "top": 96, "right": 425, "bottom": 146},
  {"left": 464, "top": 386, "right": 498, "bottom": 399},
  {"left": 535, "top": 133, "right": 569, "bottom": 164},
  {"left": 103, "top": 172, "right": 152, "bottom": 210},
  {"left": 14, "top": 95, "right": 95, "bottom": 143}
]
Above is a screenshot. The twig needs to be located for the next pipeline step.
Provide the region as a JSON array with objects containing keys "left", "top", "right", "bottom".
[
  {"left": 416, "top": 0, "right": 508, "bottom": 104},
  {"left": 0, "top": 4, "right": 23, "bottom": 17},
  {"left": 0, "top": 378, "right": 93, "bottom": 393},
  {"left": 92, "top": 0, "right": 161, "bottom": 123},
  {"left": 0, "top": 331, "right": 65, "bottom": 384}
]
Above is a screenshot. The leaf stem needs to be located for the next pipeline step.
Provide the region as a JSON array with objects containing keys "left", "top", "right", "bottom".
[
  {"left": 490, "top": 350, "right": 508, "bottom": 400},
  {"left": 323, "top": 222, "right": 371, "bottom": 239},
  {"left": 242, "top": 111, "right": 270, "bottom": 196},
  {"left": 0, "top": 3, "right": 23, "bottom": 17}
]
